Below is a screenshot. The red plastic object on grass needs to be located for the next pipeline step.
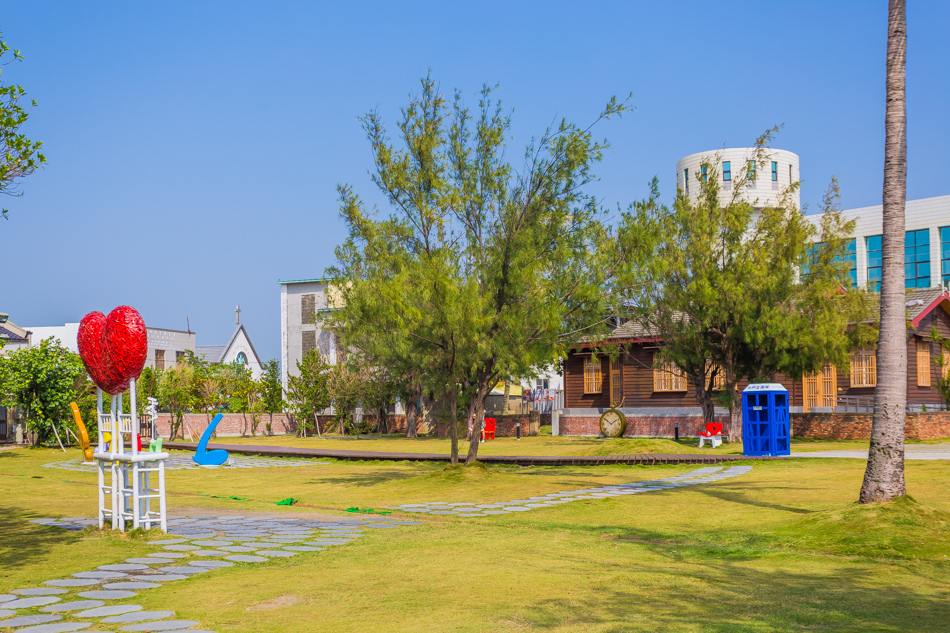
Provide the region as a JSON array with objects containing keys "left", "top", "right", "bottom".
[{"left": 482, "top": 417, "right": 496, "bottom": 441}]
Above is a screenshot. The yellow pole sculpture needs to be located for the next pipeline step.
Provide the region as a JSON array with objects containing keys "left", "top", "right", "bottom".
[{"left": 69, "top": 402, "right": 94, "bottom": 462}]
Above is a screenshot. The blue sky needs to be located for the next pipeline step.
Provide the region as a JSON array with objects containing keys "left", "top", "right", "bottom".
[{"left": 2, "top": 1, "right": 948, "bottom": 363}]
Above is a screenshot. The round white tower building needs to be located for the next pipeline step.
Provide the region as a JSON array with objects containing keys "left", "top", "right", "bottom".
[{"left": 675, "top": 148, "right": 800, "bottom": 210}]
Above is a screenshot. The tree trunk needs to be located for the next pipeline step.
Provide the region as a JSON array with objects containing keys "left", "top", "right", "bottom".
[
  {"left": 862, "top": 0, "right": 907, "bottom": 503},
  {"left": 464, "top": 381, "right": 493, "bottom": 465},
  {"left": 502, "top": 380, "right": 510, "bottom": 415},
  {"left": 405, "top": 390, "right": 419, "bottom": 438},
  {"left": 727, "top": 384, "right": 743, "bottom": 444},
  {"left": 447, "top": 385, "right": 459, "bottom": 465}
]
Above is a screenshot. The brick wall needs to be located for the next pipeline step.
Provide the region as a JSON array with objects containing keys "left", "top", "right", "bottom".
[
  {"left": 792, "top": 412, "right": 950, "bottom": 440},
  {"left": 559, "top": 413, "right": 729, "bottom": 437},
  {"left": 155, "top": 413, "right": 297, "bottom": 439}
]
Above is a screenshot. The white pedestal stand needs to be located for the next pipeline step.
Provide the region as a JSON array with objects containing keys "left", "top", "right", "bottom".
[{"left": 93, "top": 379, "right": 169, "bottom": 532}]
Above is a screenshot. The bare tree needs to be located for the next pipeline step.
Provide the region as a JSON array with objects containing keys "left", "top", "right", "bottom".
[{"left": 861, "top": 0, "right": 907, "bottom": 503}]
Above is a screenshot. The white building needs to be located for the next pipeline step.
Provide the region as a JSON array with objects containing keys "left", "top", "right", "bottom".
[
  {"left": 279, "top": 278, "right": 339, "bottom": 393},
  {"left": 196, "top": 323, "right": 264, "bottom": 379},
  {"left": 676, "top": 147, "right": 801, "bottom": 212},
  {"left": 804, "top": 194, "right": 950, "bottom": 292},
  {"left": 22, "top": 322, "right": 195, "bottom": 370}
]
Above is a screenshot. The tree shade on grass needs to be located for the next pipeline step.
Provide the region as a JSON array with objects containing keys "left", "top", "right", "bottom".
[{"left": 1, "top": 446, "right": 949, "bottom": 631}]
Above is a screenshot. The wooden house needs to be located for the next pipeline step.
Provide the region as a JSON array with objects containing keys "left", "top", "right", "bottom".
[{"left": 556, "top": 287, "right": 950, "bottom": 436}]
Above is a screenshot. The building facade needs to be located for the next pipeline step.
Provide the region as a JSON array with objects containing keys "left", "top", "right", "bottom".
[
  {"left": 676, "top": 147, "right": 801, "bottom": 211},
  {"left": 279, "top": 279, "right": 339, "bottom": 394},
  {"left": 196, "top": 324, "right": 264, "bottom": 379},
  {"left": 805, "top": 194, "right": 950, "bottom": 292},
  {"left": 558, "top": 288, "right": 950, "bottom": 436}
]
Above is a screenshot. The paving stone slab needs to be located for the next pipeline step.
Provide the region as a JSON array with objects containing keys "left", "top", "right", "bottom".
[
  {"left": 190, "top": 550, "right": 228, "bottom": 556},
  {"left": 74, "top": 571, "right": 126, "bottom": 579},
  {"left": 147, "top": 540, "right": 188, "bottom": 545},
  {"left": 128, "top": 574, "right": 187, "bottom": 582},
  {"left": 160, "top": 545, "right": 198, "bottom": 551},
  {"left": 190, "top": 540, "right": 232, "bottom": 547},
  {"left": 12, "top": 623, "right": 93, "bottom": 633},
  {"left": 0, "top": 594, "right": 14, "bottom": 603},
  {"left": 147, "top": 552, "right": 186, "bottom": 559},
  {"left": 257, "top": 550, "right": 296, "bottom": 557},
  {"left": 14, "top": 588, "right": 69, "bottom": 596},
  {"left": 125, "top": 558, "right": 172, "bottom": 565},
  {"left": 118, "top": 620, "right": 199, "bottom": 631},
  {"left": 44, "top": 579, "right": 100, "bottom": 587},
  {"left": 0, "top": 614, "right": 62, "bottom": 626},
  {"left": 103, "top": 582, "right": 161, "bottom": 590},
  {"left": 3, "top": 596, "right": 62, "bottom": 608},
  {"left": 40, "top": 600, "right": 105, "bottom": 612},
  {"left": 155, "top": 567, "right": 209, "bottom": 575},
  {"left": 283, "top": 546, "right": 323, "bottom": 551},
  {"left": 188, "top": 560, "right": 232, "bottom": 568},
  {"left": 77, "top": 590, "right": 137, "bottom": 600},
  {"left": 103, "top": 611, "right": 175, "bottom": 623},
  {"left": 225, "top": 555, "right": 266, "bottom": 563},
  {"left": 99, "top": 565, "right": 149, "bottom": 572},
  {"left": 0, "top": 609, "right": 13, "bottom": 617},
  {"left": 76, "top": 604, "right": 143, "bottom": 617},
  {"left": 219, "top": 546, "right": 256, "bottom": 552}
]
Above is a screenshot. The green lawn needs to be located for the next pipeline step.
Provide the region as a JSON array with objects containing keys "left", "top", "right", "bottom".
[{"left": 2, "top": 445, "right": 948, "bottom": 632}]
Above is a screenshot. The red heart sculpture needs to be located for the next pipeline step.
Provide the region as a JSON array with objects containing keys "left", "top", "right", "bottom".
[{"left": 78, "top": 306, "right": 148, "bottom": 395}]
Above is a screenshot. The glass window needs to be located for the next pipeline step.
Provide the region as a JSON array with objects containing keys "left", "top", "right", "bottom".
[
  {"left": 941, "top": 227, "right": 950, "bottom": 286},
  {"left": 155, "top": 349, "right": 165, "bottom": 371},
  {"left": 747, "top": 160, "right": 756, "bottom": 180},
  {"left": 867, "top": 235, "right": 882, "bottom": 292},
  {"left": 684, "top": 168, "right": 689, "bottom": 195},
  {"left": 701, "top": 164, "right": 708, "bottom": 183},
  {"left": 789, "top": 164, "right": 793, "bottom": 183},
  {"left": 905, "top": 229, "right": 930, "bottom": 289},
  {"left": 771, "top": 161, "right": 778, "bottom": 181},
  {"left": 723, "top": 161, "right": 731, "bottom": 181},
  {"left": 846, "top": 238, "right": 857, "bottom": 287},
  {"left": 653, "top": 356, "right": 687, "bottom": 392}
]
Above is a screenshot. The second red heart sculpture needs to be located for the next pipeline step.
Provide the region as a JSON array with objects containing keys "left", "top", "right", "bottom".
[{"left": 78, "top": 306, "right": 149, "bottom": 395}]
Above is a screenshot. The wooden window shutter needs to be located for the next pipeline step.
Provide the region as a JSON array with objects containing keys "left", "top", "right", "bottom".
[
  {"left": 301, "top": 294, "right": 316, "bottom": 325},
  {"left": 849, "top": 349, "right": 876, "bottom": 387},
  {"left": 654, "top": 356, "right": 687, "bottom": 392},
  {"left": 609, "top": 358, "right": 622, "bottom": 406},
  {"left": 803, "top": 364, "right": 836, "bottom": 411},
  {"left": 917, "top": 340, "right": 932, "bottom": 387},
  {"left": 584, "top": 357, "right": 602, "bottom": 394},
  {"left": 302, "top": 331, "right": 316, "bottom": 356}
]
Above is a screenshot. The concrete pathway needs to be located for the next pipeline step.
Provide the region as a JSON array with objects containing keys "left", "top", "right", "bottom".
[
  {"left": 383, "top": 465, "right": 752, "bottom": 516},
  {"left": 791, "top": 443, "right": 950, "bottom": 460}
]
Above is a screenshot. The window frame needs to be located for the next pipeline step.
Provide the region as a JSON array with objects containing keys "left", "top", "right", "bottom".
[
  {"left": 653, "top": 357, "right": 687, "bottom": 393},
  {"left": 684, "top": 168, "right": 689, "bottom": 195},
  {"left": 583, "top": 356, "right": 603, "bottom": 394},
  {"left": 722, "top": 161, "right": 731, "bottom": 181},
  {"left": 155, "top": 349, "right": 165, "bottom": 371},
  {"left": 866, "top": 235, "right": 883, "bottom": 292},
  {"left": 771, "top": 161, "right": 778, "bottom": 181},
  {"left": 905, "top": 229, "right": 931, "bottom": 289},
  {"left": 917, "top": 339, "right": 932, "bottom": 387},
  {"left": 849, "top": 348, "right": 877, "bottom": 388}
]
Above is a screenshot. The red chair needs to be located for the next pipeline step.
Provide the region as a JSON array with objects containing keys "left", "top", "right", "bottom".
[
  {"left": 482, "top": 418, "right": 496, "bottom": 441},
  {"left": 698, "top": 422, "right": 724, "bottom": 448}
]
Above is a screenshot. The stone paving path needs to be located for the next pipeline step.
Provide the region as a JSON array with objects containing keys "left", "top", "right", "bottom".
[
  {"left": 42, "top": 454, "right": 328, "bottom": 473},
  {"left": 5, "top": 465, "right": 753, "bottom": 631},
  {"left": 4, "top": 514, "right": 417, "bottom": 632},
  {"left": 382, "top": 465, "right": 752, "bottom": 516}
]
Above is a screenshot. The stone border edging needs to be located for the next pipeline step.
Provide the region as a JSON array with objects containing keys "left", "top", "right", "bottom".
[{"left": 162, "top": 441, "right": 784, "bottom": 465}]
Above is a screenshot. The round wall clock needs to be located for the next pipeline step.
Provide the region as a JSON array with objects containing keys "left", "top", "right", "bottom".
[{"left": 599, "top": 408, "right": 627, "bottom": 438}]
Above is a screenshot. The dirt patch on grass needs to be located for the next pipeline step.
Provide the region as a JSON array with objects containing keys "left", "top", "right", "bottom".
[{"left": 247, "top": 595, "right": 304, "bottom": 610}]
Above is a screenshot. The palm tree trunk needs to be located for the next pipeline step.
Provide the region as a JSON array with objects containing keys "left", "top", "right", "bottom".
[{"left": 861, "top": 0, "right": 907, "bottom": 503}]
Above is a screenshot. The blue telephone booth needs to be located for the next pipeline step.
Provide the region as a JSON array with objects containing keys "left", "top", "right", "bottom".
[{"left": 741, "top": 383, "right": 790, "bottom": 457}]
